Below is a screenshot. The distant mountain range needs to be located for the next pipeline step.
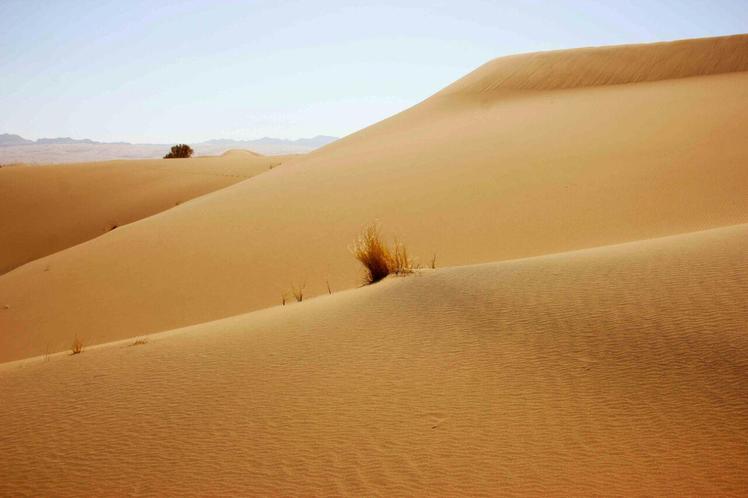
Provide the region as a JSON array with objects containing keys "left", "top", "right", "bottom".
[
  {"left": 0, "top": 134, "right": 34, "bottom": 146},
  {"left": 0, "top": 133, "right": 338, "bottom": 164},
  {"left": 0, "top": 134, "right": 100, "bottom": 146}
]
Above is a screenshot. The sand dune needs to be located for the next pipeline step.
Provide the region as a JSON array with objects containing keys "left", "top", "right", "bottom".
[
  {"left": 2, "top": 33, "right": 746, "bottom": 497},
  {"left": 1, "top": 35, "right": 745, "bottom": 362},
  {"left": 220, "top": 149, "right": 262, "bottom": 158},
  {"left": 0, "top": 152, "right": 296, "bottom": 274},
  {"left": 2, "top": 223, "right": 746, "bottom": 496},
  {"left": 439, "top": 34, "right": 748, "bottom": 95}
]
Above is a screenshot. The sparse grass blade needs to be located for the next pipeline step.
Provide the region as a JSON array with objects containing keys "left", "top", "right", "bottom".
[
  {"left": 292, "top": 283, "right": 305, "bottom": 302},
  {"left": 71, "top": 335, "right": 84, "bottom": 355}
]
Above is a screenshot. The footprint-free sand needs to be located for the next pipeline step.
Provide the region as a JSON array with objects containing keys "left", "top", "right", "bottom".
[{"left": 1, "top": 34, "right": 746, "bottom": 496}]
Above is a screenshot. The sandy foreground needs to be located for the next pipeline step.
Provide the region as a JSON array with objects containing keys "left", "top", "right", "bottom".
[
  {"left": 0, "top": 34, "right": 747, "bottom": 495},
  {"left": 1, "top": 224, "right": 746, "bottom": 496}
]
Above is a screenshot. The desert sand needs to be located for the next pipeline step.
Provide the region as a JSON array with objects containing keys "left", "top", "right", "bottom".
[
  {"left": 0, "top": 150, "right": 296, "bottom": 274},
  {"left": 1, "top": 224, "right": 746, "bottom": 495},
  {"left": 1, "top": 34, "right": 745, "bottom": 362},
  {"left": 1, "top": 34, "right": 747, "bottom": 496}
]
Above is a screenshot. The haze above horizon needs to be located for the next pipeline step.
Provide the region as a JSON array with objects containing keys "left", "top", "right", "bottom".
[{"left": 1, "top": 0, "right": 745, "bottom": 144}]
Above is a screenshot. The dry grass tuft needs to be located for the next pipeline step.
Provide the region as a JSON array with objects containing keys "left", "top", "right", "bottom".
[
  {"left": 130, "top": 338, "right": 148, "bottom": 346},
  {"left": 430, "top": 253, "right": 437, "bottom": 269},
  {"left": 352, "top": 223, "right": 416, "bottom": 285},
  {"left": 291, "top": 283, "right": 306, "bottom": 302},
  {"left": 71, "top": 335, "right": 84, "bottom": 355}
]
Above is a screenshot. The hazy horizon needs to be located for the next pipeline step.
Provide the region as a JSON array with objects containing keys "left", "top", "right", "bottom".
[
  {"left": 0, "top": 132, "right": 338, "bottom": 144},
  {"left": 2, "top": 0, "right": 746, "bottom": 144}
]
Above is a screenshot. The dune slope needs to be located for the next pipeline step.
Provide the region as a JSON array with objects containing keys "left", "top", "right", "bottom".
[
  {"left": 0, "top": 152, "right": 293, "bottom": 274},
  {"left": 1, "top": 35, "right": 747, "bottom": 362},
  {"left": 1, "top": 223, "right": 746, "bottom": 496}
]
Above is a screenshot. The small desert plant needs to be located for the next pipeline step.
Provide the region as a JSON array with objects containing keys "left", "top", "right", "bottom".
[
  {"left": 291, "top": 283, "right": 305, "bottom": 302},
  {"left": 163, "top": 144, "right": 194, "bottom": 159},
  {"left": 131, "top": 338, "right": 148, "bottom": 346},
  {"left": 71, "top": 335, "right": 84, "bottom": 355},
  {"left": 430, "top": 253, "right": 437, "bottom": 269},
  {"left": 390, "top": 240, "right": 413, "bottom": 274},
  {"left": 351, "top": 223, "right": 415, "bottom": 285},
  {"left": 326, "top": 279, "right": 332, "bottom": 294}
]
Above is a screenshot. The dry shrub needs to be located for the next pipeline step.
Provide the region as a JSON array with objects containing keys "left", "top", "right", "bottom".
[
  {"left": 352, "top": 223, "right": 415, "bottom": 285},
  {"left": 71, "top": 335, "right": 84, "bottom": 355},
  {"left": 163, "top": 144, "right": 193, "bottom": 159},
  {"left": 352, "top": 224, "right": 392, "bottom": 284}
]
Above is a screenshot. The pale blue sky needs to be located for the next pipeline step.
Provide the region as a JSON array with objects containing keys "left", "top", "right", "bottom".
[{"left": 1, "top": 0, "right": 745, "bottom": 143}]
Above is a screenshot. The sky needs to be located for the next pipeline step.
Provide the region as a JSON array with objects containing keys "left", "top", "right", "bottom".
[{"left": 1, "top": 0, "right": 746, "bottom": 143}]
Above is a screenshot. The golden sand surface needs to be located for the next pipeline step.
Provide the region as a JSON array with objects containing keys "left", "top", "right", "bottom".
[
  {"left": 0, "top": 35, "right": 745, "bottom": 362},
  {"left": 1, "top": 35, "right": 746, "bottom": 496},
  {"left": 0, "top": 151, "right": 296, "bottom": 274},
  {"left": 1, "top": 224, "right": 746, "bottom": 496}
]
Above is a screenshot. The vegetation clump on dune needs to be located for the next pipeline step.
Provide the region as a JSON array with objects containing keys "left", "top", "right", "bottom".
[
  {"left": 352, "top": 223, "right": 415, "bottom": 285},
  {"left": 163, "top": 144, "right": 193, "bottom": 159},
  {"left": 291, "top": 283, "right": 305, "bottom": 302},
  {"left": 70, "top": 335, "right": 84, "bottom": 355}
]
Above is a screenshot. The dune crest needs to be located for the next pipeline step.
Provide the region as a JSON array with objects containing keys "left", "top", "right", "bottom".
[
  {"left": 220, "top": 149, "right": 263, "bottom": 158},
  {"left": 439, "top": 34, "right": 748, "bottom": 97}
]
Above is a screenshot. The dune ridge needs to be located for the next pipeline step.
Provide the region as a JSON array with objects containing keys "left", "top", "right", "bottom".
[
  {"left": 220, "top": 149, "right": 265, "bottom": 158},
  {"left": 1, "top": 223, "right": 746, "bottom": 496},
  {"left": 439, "top": 34, "right": 748, "bottom": 96}
]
